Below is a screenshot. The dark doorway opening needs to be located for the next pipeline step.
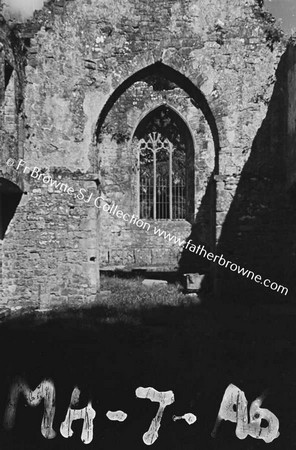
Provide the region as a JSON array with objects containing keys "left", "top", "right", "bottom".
[
  {"left": 0, "top": 178, "right": 22, "bottom": 240},
  {"left": 4, "top": 61, "right": 14, "bottom": 90}
]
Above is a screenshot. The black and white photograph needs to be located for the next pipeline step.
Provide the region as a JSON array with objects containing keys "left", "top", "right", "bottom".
[{"left": 0, "top": 0, "right": 295, "bottom": 448}]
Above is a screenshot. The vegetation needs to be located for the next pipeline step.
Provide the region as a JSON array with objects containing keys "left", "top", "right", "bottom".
[
  {"left": 100, "top": 274, "right": 187, "bottom": 310},
  {"left": 252, "top": 1, "right": 285, "bottom": 50}
]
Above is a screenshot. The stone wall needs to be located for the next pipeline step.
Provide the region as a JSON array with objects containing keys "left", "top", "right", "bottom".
[
  {"left": 214, "top": 42, "right": 296, "bottom": 303},
  {"left": 1, "top": 173, "right": 99, "bottom": 308},
  {"left": 98, "top": 76, "right": 215, "bottom": 268},
  {"left": 0, "top": 239, "right": 2, "bottom": 300},
  {"left": 0, "top": 0, "right": 289, "bottom": 307},
  {"left": 287, "top": 44, "right": 296, "bottom": 189}
]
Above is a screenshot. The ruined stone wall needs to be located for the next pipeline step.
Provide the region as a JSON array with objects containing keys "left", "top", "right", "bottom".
[
  {"left": 0, "top": 239, "right": 2, "bottom": 299},
  {"left": 214, "top": 41, "right": 296, "bottom": 303},
  {"left": 1, "top": 174, "right": 99, "bottom": 308},
  {"left": 0, "top": 30, "right": 25, "bottom": 306},
  {"left": 287, "top": 44, "right": 296, "bottom": 189},
  {"left": 98, "top": 79, "right": 214, "bottom": 268},
  {"left": 0, "top": 0, "right": 288, "bottom": 307}
]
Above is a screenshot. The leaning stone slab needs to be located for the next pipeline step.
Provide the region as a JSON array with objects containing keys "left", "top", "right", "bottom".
[{"left": 184, "top": 273, "right": 205, "bottom": 291}]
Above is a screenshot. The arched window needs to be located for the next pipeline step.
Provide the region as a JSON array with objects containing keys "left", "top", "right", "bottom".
[{"left": 134, "top": 105, "right": 194, "bottom": 221}]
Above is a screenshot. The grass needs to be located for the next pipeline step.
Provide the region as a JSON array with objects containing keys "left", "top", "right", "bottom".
[
  {"left": 0, "top": 275, "right": 295, "bottom": 449},
  {"left": 97, "top": 273, "right": 202, "bottom": 325},
  {"left": 100, "top": 273, "right": 188, "bottom": 310}
]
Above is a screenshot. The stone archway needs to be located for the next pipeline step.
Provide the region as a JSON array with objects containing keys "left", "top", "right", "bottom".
[
  {"left": 0, "top": 178, "right": 23, "bottom": 303},
  {"left": 95, "top": 63, "right": 219, "bottom": 270}
]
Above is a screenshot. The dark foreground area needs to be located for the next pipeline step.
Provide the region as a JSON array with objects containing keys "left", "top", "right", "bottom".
[{"left": 0, "top": 287, "right": 295, "bottom": 450}]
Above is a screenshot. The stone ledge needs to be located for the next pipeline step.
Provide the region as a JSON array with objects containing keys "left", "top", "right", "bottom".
[{"left": 100, "top": 265, "right": 179, "bottom": 273}]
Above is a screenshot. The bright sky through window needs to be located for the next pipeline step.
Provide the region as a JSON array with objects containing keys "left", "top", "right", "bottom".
[
  {"left": 265, "top": 0, "right": 296, "bottom": 35},
  {"left": 3, "top": 0, "right": 46, "bottom": 20}
]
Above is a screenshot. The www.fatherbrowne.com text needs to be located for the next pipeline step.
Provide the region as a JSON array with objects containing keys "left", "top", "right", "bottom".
[{"left": 6, "top": 158, "right": 289, "bottom": 296}]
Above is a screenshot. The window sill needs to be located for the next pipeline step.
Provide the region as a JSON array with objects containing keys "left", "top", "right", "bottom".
[{"left": 139, "top": 218, "right": 192, "bottom": 225}]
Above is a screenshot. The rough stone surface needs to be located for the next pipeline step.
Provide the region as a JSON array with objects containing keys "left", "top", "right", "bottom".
[{"left": 184, "top": 273, "right": 205, "bottom": 291}]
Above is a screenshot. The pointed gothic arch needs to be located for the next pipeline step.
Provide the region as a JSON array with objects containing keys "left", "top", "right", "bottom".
[
  {"left": 95, "top": 62, "right": 219, "bottom": 268},
  {"left": 96, "top": 61, "right": 220, "bottom": 173}
]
